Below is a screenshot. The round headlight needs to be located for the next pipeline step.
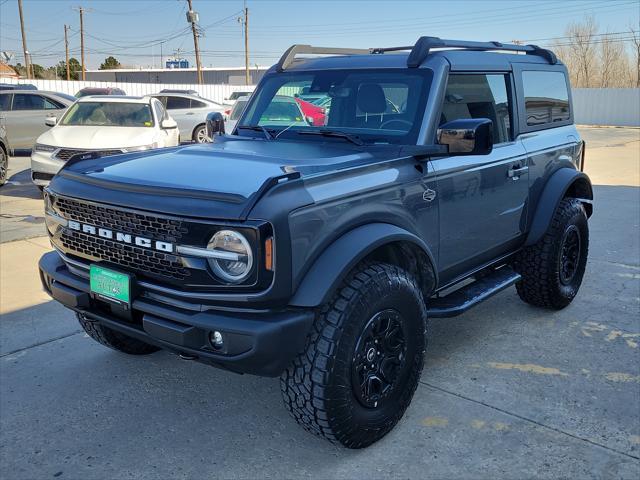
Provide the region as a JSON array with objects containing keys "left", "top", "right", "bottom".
[{"left": 207, "top": 230, "right": 253, "bottom": 283}]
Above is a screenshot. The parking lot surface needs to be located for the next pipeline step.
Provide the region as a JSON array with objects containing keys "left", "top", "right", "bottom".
[{"left": 0, "top": 127, "right": 638, "bottom": 479}]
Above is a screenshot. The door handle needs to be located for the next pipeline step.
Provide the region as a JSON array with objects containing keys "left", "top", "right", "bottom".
[
  {"left": 508, "top": 166, "right": 529, "bottom": 178},
  {"left": 185, "top": 112, "right": 194, "bottom": 115}
]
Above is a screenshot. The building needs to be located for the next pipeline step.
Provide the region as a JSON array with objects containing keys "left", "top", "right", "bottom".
[
  {"left": 85, "top": 66, "right": 267, "bottom": 85},
  {"left": 0, "top": 62, "right": 19, "bottom": 79}
]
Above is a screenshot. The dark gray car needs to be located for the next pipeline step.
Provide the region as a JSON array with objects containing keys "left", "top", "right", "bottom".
[{"left": 38, "top": 37, "right": 592, "bottom": 448}]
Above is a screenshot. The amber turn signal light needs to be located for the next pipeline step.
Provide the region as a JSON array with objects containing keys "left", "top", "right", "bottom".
[{"left": 265, "top": 237, "right": 274, "bottom": 271}]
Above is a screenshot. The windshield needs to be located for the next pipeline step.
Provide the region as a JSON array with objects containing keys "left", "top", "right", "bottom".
[
  {"left": 61, "top": 102, "right": 154, "bottom": 127},
  {"left": 238, "top": 69, "right": 433, "bottom": 144}
]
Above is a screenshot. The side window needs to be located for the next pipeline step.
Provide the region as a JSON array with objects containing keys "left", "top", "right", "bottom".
[
  {"left": 12, "top": 94, "right": 46, "bottom": 111},
  {"left": 440, "top": 74, "right": 512, "bottom": 144},
  {"left": 165, "top": 96, "right": 190, "bottom": 110},
  {"left": 0, "top": 94, "right": 10, "bottom": 111},
  {"left": 522, "top": 71, "right": 570, "bottom": 127},
  {"left": 190, "top": 99, "right": 207, "bottom": 108},
  {"left": 44, "top": 97, "right": 64, "bottom": 109}
]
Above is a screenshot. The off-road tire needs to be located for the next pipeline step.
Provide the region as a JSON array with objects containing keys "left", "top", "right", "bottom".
[
  {"left": 514, "top": 198, "right": 589, "bottom": 309},
  {"left": 192, "top": 124, "right": 208, "bottom": 143},
  {"left": 280, "top": 262, "right": 427, "bottom": 448},
  {"left": 77, "top": 313, "right": 160, "bottom": 355}
]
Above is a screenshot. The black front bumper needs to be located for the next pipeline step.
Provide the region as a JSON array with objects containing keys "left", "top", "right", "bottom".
[{"left": 38, "top": 251, "right": 314, "bottom": 377}]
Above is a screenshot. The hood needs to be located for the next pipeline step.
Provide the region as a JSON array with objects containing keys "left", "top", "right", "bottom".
[
  {"left": 38, "top": 125, "right": 155, "bottom": 149},
  {"left": 50, "top": 136, "right": 404, "bottom": 220}
]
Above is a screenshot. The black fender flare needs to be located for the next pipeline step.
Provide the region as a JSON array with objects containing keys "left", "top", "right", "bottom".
[
  {"left": 525, "top": 168, "right": 593, "bottom": 247},
  {"left": 289, "top": 223, "right": 437, "bottom": 308}
]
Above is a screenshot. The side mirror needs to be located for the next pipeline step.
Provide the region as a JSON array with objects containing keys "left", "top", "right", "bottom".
[
  {"left": 206, "top": 112, "right": 225, "bottom": 138},
  {"left": 45, "top": 117, "right": 57, "bottom": 127},
  {"left": 161, "top": 118, "right": 178, "bottom": 129},
  {"left": 437, "top": 118, "right": 493, "bottom": 155}
]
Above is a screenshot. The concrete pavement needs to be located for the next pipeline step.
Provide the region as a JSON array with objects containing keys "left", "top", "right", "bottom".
[{"left": 0, "top": 128, "right": 638, "bottom": 479}]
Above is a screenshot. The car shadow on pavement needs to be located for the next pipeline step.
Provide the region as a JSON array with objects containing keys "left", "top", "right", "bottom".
[{"left": 0, "top": 168, "right": 42, "bottom": 200}]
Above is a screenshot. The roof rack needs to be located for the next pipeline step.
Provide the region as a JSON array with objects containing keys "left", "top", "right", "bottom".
[
  {"left": 276, "top": 45, "right": 370, "bottom": 71},
  {"left": 276, "top": 37, "right": 557, "bottom": 71}
]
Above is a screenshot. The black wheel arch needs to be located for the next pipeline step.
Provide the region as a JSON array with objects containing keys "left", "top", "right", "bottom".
[
  {"left": 289, "top": 223, "right": 438, "bottom": 308},
  {"left": 525, "top": 168, "right": 593, "bottom": 247}
]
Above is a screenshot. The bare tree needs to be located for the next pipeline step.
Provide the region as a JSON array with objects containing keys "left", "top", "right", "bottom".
[
  {"left": 600, "top": 33, "right": 626, "bottom": 87},
  {"left": 630, "top": 26, "right": 640, "bottom": 88},
  {"left": 566, "top": 16, "right": 598, "bottom": 88}
]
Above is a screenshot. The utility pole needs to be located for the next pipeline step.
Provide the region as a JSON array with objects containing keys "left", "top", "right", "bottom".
[
  {"left": 73, "top": 6, "right": 87, "bottom": 80},
  {"left": 64, "top": 25, "right": 70, "bottom": 81},
  {"left": 17, "top": 0, "right": 31, "bottom": 79},
  {"left": 243, "top": 4, "right": 249, "bottom": 85},
  {"left": 186, "top": 0, "right": 203, "bottom": 85}
]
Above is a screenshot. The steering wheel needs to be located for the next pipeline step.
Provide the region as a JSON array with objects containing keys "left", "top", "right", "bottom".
[{"left": 379, "top": 119, "right": 413, "bottom": 130}]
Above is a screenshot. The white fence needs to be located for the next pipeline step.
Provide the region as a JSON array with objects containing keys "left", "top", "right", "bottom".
[
  {"left": 1, "top": 78, "right": 256, "bottom": 104},
  {"left": 3, "top": 78, "right": 638, "bottom": 127},
  {"left": 572, "top": 88, "right": 639, "bottom": 127}
]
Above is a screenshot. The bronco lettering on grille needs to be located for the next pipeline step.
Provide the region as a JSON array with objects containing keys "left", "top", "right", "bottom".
[{"left": 67, "top": 220, "right": 174, "bottom": 253}]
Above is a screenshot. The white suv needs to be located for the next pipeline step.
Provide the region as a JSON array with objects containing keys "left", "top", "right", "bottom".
[{"left": 31, "top": 95, "right": 179, "bottom": 187}]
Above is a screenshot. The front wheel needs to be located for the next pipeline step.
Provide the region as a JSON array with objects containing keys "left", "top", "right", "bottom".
[
  {"left": 514, "top": 198, "right": 589, "bottom": 309},
  {"left": 192, "top": 124, "right": 208, "bottom": 143},
  {"left": 280, "top": 263, "right": 427, "bottom": 448},
  {"left": 77, "top": 313, "right": 160, "bottom": 355}
]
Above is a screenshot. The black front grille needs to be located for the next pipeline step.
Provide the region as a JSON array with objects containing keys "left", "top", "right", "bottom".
[
  {"left": 56, "top": 148, "right": 123, "bottom": 161},
  {"left": 54, "top": 197, "right": 190, "bottom": 281},
  {"left": 60, "top": 230, "right": 190, "bottom": 280},
  {"left": 55, "top": 197, "right": 187, "bottom": 243}
]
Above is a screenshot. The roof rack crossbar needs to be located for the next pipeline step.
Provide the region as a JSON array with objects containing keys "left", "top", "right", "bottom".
[
  {"left": 276, "top": 37, "right": 558, "bottom": 72},
  {"left": 406, "top": 36, "right": 557, "bottom": 67},
  {"left": 276, "top": 45, "right": 371, "bottom": 71}
]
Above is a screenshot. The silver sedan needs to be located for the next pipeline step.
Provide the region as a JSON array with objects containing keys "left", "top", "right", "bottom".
[
  {"left": 150, "top": 93, "right": 225, "bottom": 143},
  {"left": 0, "top": 90, "right": 76, "bottom": 153}
]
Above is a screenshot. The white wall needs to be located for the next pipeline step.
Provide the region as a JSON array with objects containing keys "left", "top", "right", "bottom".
[
  {"left": 1, "top": 78, "right": 255, "bottom": 104},
  {"left": 4, "top": 79, "right": 638, "bottom": 127},
  {"left": 572, "top": 88, "right": 640, "bottom": 127}
]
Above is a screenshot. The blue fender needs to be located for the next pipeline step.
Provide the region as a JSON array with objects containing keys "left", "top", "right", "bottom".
[
  {"left": 526, "top": 168, "right": 593, "bottom": 246},
  {"left": 289, "top": 223, "right": 437, "bottom": 307}
]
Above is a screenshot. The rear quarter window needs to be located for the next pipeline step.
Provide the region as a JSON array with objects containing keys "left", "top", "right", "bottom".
[{"left": 522, "top": 71, "right": 570, "bottom": 127}]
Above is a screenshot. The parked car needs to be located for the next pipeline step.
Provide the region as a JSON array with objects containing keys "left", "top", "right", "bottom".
[
  {"left": 0, "top": 90, "right": 75, "bottom": 154},
  {"left": 223, "top": 90, "right": 253, "bottom": 106},
  {"left": 31, "top": 95, "right": 179, "bottom": 187},
  {"left": 150, "top": 93, "right": 224, "bottom": 143},
  {"left": 0, "top": 83, "right": 37, "bottom": 90},
  {"left": 0, "top": 124, "right": 8, "bottom": 186},
  {"left": 159, "top": 89, "right": 199, "bottom": 95},
  {"left": 295, "top": 97, "right": 326, "bottom": 126},
  {"left": 225, "top": 94, "right": 250, "bottom": 132},
  {"left": 75, "top": 87, "right": 126, "bottom": 97},
  {"left": 39, "top": 38, "right": 592, "bottom": 449}
]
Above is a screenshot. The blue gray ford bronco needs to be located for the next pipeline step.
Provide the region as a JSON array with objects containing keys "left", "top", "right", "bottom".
[{"left": 39, "top": 37, "right": 593, "bottom": 448}]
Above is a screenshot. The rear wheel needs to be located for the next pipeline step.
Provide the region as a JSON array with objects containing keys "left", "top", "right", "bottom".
[
  {"left": 280, "top": 263, "right": 427, "bottom": 448},
  {"left": 0, "top": 147, "right": 7, "bottom": 186},
  {"left": 77, "top": 313, "right": 160, "bottom": 355},
  {"left": 192, "top": 124, "right": 208, "bottom": 143},
  {"left": 514, "top": 198, "right": 589, "bottom": 309}
]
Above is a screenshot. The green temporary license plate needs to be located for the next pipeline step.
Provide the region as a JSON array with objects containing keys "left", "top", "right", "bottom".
[{"left": 90, "top": 265, "right": 130, "bottom": 305}]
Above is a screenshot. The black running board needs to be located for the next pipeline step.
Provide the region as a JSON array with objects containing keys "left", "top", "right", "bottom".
[{"left": 427, "top": 267, "right": 521, "bottom": 318}]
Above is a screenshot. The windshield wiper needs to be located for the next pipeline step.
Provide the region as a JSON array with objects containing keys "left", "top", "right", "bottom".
[
  {"left": 296, "top": 129, "right": 364, "bottom": 146},
  {"left": 236, "top": 125, "right": 275, "bottom": 140}
]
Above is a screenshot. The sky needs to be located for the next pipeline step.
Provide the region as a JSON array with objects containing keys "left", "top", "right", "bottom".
[{"left": 0, "top": 0, "right": 638, "bottom": 70}]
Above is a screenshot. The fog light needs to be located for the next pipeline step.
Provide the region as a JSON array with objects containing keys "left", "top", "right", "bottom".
[{"left": 210, "top": 331, "right": 224, "bottom": 349}]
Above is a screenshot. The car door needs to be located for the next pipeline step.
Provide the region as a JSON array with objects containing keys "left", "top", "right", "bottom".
[
  {"left": 430, "top": 73, "right": 530, "bottom": 283},
  {"left": 3, "top": 93, "right": 63, "bottom": 150},
  {"left": 163, "top": 95, "right": 193, "bottom": 141}
]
